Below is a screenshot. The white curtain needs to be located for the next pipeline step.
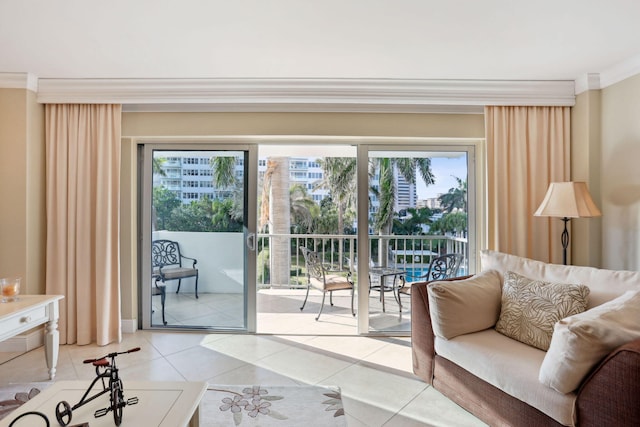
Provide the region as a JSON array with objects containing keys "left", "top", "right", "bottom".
[
  {"left": 485, "top": 106, "right": 570, "bottom": 263},
  {"left": 45, "top": 104, "right": 122, "bottom": 346}
]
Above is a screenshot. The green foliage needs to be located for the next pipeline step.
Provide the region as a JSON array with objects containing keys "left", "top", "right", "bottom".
[
  {"left": 165, "top": 197, "right": 215, "bottom": 232},
  {"left": 393, "top": 207, "right": 434, "bottom": 235},
  {"left": 210, "top": 198, "right": 244, "bottom": 232},
  {"left": 257, "top": 248, "right": 270, "bottom": 283},
  {"left": 290, "top": 184, "right": 319, "bottom": 233},
  {"left": 315, "top": 157, "right": 357, "bottom": 235},
  {"left": 153, "top": 186, "right": 181, "bottom": 230},
  {"left": 311, "top": 196, "right": 356, "bottom": 234},
  {"left": 162, "top": 196, "right": 243, "bottom": 232},
  {"left": 152, "top": 157, "right": 167, "bottom": 176},
  {"left": 429, "top": 211, "right": 467, "bottom": 235},
  {"left": 438, "top": 176, "right": 467, "bottom": 213}
]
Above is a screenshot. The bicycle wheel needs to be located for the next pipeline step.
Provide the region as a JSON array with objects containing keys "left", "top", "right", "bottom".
[
  {"left": 110, "top": 378, "right": 124, "bottom": 426},
  {"left": 55, "top": 400, "right": 72, "bottom": 426}
]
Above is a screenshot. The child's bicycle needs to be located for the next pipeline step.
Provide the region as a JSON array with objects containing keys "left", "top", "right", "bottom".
[{"left": 55, "top": 347, "right": 140, "bottom": 426}]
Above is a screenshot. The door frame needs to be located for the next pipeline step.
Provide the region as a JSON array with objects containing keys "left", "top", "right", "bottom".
[
  {"left": 138, "top": 141, "right": 258, "bottom": 332},
  {"left": 133, "top": 136, "right": 484, "bottom": 335},
  {"left": 356, "top": 141, "right": 482, "bottom": 334}
]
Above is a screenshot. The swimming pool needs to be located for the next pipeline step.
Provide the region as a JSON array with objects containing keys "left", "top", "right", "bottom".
[{"left": 400, "top": 266, "right": 466, "bottom": 281}]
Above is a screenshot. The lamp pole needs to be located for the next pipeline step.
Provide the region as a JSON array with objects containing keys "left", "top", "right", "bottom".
[{"left": 561, "top": 217, "right": 570, "bottom": 265}]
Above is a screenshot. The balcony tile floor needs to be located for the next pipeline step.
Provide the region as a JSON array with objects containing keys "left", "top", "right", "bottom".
[
  {"left": 0, "top": 331, "right": 487, "bottom": 426},
  {"left": 152, "top": 289, "right": 412, "bottom": 334}
]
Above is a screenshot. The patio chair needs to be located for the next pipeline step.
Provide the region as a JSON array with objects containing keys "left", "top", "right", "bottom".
[
  {"left": 152, "top": 281, "right": 167, "bottom": 325},
  {"left": 152, "top": 239, "right": 199, "bottom": 298},
  {"left": 299, "top": 246, "right": 356, "bottom": 321},
  {"left": 396, "top": 253, "right": 463, "bottom": 313}
]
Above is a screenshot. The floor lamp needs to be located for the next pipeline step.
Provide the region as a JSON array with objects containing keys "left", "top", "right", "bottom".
[{"left": 534, "top": 182, "right": 602, "bottom": 265}]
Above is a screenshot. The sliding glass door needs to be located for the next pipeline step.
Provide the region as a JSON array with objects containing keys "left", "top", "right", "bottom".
[
  {"left": 137, "top": 138, "right": 479, "bottom": 336},
  {"left": 140, "top": 144, "right": 258, "bottom": 331},
  {"left": 358, "top": 144, "right": 477, "bottom": 334}
]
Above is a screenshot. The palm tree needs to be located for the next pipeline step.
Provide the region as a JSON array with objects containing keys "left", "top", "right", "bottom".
[
  {"left": 393, "top": 207, "right": 433, "bottom": 235},
  {"left": 315, "top": 157, "right": 357, "bottom": 268},
  {"left": 315, "top": 157, "right": 357, "bottom": 235},
  {"left": 211, "top": 155, "right": 291, "bottom": 286},
  {"left": 371, "top": 157, "right": 435, "bottom": 266},
  {"left": 258, "top": 157, "right": 291, "bottom": 286},
  {"left": 438, "top": 176, "right": 467, "bottom": 213},
  {"left": 152, "top": 156, "right": 167, "bottom": 176},
  {"left": 290, "top": 183, "right": 319, "bottom": 233}
]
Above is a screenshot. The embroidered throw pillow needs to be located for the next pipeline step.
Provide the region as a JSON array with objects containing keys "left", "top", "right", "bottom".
[{"left": 495, "top": 271, "right": 590, "bottom": 350}]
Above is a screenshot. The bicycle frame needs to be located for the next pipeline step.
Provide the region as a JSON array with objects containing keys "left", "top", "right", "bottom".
[{"left": 55, "top": 347, "right": 140, "bottom": 427}]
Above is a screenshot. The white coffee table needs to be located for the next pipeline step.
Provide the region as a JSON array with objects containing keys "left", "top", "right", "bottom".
[{"left": 0, "top": 380, "right": 207, "bottom": 427}]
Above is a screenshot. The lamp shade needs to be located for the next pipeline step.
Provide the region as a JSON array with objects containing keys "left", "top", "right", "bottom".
[{"left": 534, "top": 182, "right": 602, "bottom": 218}]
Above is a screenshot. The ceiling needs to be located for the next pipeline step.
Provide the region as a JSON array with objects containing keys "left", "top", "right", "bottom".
[{"left": 2, "top": 0, "right": 640, "bottom": 84}]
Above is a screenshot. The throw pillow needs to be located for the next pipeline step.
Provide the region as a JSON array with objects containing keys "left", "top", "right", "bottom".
[
  {"left": 539, "top": 290, "right": 640, "bottom": 393},
  {"left": 428, "top": 269, "right": 502, "bottom": 339},
  {"left": 495, "top": 271, "right": 590, "bottom": 351}
]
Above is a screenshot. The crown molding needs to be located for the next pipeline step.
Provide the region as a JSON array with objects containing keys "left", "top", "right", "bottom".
[
  {"left": 121, "top": 102, "right": 485, "bottom": 114},
  {"left": 574, "top": 73, "right": 601, "bottom": 95},
  {"left": 599, "top": 53, "right": 640, "bottom": 89},
  {"left": 36, "top": 78, "right": 575, "bottom": 111},
  {"left": 0, "top": 72, "right": 38, "bottom": 92},
  {"left": 574, "top": 54, "right": 640, "bottom": 94}
]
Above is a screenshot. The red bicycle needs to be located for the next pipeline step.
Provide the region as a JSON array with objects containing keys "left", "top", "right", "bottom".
[{"left": 55, "top": 347, "right": 140, "bottom": 426}]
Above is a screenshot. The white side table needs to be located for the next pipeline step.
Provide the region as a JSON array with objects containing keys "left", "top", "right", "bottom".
[{"left": 0, "top": 294, "right": 64, "bottom": 380}]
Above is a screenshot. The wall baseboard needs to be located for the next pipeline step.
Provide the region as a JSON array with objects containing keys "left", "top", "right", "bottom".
[
  {"left": 121, "top": 319, "right": 138, "bottom": 334},
  {"left": 0, "top": 328, "right": 44, "bottom": 352}
]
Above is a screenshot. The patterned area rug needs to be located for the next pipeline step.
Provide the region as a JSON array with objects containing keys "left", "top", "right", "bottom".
[
  {"left": 202, "top": 385, "right": 347, "bottom": 426},
  {"left": 1, "top": 383, "right": 346, "bottom": 426},
  {"left": 0, "top": 383, "right": 51, "bottom": 421}
]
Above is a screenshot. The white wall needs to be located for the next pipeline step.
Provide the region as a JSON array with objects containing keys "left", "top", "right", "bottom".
[
  {"left": 601, "top": 74, "right": 640, "bottom": 271},
  {"left": 154, "top": 231, "right": 245, "bottom": 294}
]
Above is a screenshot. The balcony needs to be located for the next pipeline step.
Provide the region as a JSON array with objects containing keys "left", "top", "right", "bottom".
[{"left": 149, "top": 231, "right": 468, "bottom": 334}]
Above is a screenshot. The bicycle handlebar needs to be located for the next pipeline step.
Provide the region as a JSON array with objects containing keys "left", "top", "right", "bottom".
[{"left": 83, "top": 347, "right": 141, "bottom": 364}]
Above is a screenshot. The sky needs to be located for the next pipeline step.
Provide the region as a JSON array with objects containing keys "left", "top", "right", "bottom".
[{"left": 416, "top": 156, "right": 467, "bottom": 199}]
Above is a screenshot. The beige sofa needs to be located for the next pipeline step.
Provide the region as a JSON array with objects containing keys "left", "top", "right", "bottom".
[{"left": 411, "top": 250, "right": 640, "bottom": 426}]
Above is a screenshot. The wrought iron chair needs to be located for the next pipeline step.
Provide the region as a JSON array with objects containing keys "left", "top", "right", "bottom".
[
  {"left": 299, "top": 246, "right": 356, "bottom": 321},
  {"left": 151, "top": 281, "right": 168, "bottom": 325},
  {"left": 396, "top": 253, "right": 463, "bottom": 314},
  {"left": 151, "top": 240, "right": 199, "bottom": 324}
]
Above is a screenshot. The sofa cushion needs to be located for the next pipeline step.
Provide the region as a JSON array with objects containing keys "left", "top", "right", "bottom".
[
  {"left": 435, "top": 329, "right": 576, "bottom": 426},
  {"left": 428, "top": 269, "right": 502, "bottom": 339},
  {"left": 480, "top": 249, "right": 640, "bottom": 309},
  {"left": 495, "top": 271, "right": 590, "bottom": 351},
  {"left": 539, "top": 289, "right": 640, "bottom": 394}
]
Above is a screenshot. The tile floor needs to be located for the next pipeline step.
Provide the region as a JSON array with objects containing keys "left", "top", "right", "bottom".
[
  {"left": 0, "top": 331, "right": 487, "bottom": 426},
  {"left": 152, "top": 288, "right": 412, "bottom": 335}
]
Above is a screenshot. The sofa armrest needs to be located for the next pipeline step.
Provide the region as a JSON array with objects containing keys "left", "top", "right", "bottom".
[
  {"left": 575, "top": 338, "right": 640, "bottom": 427},
  {"left": 411, "top": 280, "right": 435, "bottom": 384},
  {"left": 410, "top": 275, "right": 473, "bottom": 384}
]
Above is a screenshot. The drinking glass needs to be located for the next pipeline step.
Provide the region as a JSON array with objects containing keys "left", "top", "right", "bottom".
[{"left": 1, "top": 277, "right": 21, "bottom": 302}]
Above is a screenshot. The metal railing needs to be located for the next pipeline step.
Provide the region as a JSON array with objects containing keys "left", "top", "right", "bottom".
[{"left": 256, "top": 233, "right": 468, "bottom": 288}]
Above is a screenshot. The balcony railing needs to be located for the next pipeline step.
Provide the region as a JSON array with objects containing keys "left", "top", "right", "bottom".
[
  {"left": 151, "top": 231, "right": 468, "bottom": 293},
  {"left": 256, "top": 233, "right": 469, "bottom": 289}
]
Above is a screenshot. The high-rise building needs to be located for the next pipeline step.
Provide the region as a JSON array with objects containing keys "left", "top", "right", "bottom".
[{"left": 155, "top": 154, "right": 329, "bottom": 204}]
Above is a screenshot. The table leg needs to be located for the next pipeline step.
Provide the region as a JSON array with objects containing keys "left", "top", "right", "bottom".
[
  {"left": 381, "top": 276, "right": 386, "bottom": 312},
  {"left": 188, "top": 404, "right": 200, "bottom": 427},
  {"left": 45, "top": 301, "right": 60, "bottom": 380}
]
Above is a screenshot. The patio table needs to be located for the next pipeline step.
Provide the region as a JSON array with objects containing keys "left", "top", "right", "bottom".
[{"left": 369, "top": 268, "right": 405, "bottom": 312}]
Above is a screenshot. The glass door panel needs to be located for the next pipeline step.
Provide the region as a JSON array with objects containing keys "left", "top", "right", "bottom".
[
  {"left": 255, "top": 144, "right": 358, "bottom": 334},
  {"left": 366, "top": 149, "right": 472, "bottom": 333},
  {"left": 141, "top": 146, "right": 256, "bottom": 331}
]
